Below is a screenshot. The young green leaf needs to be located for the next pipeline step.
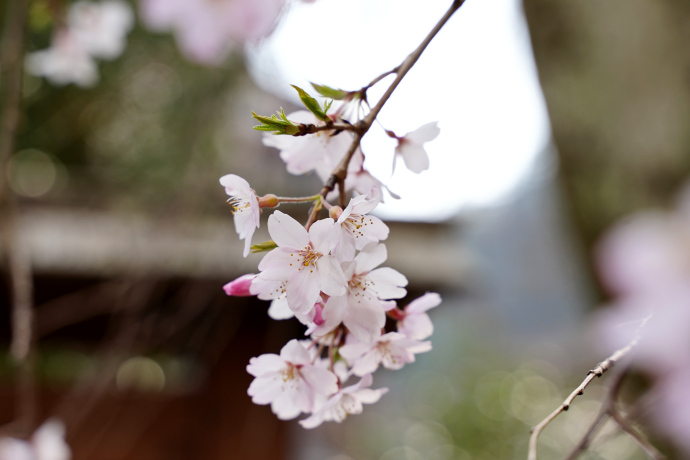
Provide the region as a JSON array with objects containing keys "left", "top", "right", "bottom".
[
  {"left": 291, "top": 85, "right": 329, "bottom": 121},
  {"left": 311, "top": 83, "right": 350, "bottom": 100}
]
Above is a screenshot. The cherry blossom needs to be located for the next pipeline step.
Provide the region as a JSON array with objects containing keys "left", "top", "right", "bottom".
[
  {"left": 395, "top": 292, "right": 442, "bottom": 340},
  {"left": 26, "top": 1, "right": 133, "bottom": 87},
  {"left": 222, "top": 273, "right": 256, "bottom": 296},
  {"left": 26, "top": 30, "right": 98, "bottom": 87},
  {"left": 331, "top": 193, "right": 389, "bottom": 262},
  {"left": 0, "top": 419, "right": 71, "bottom": 460},
  {"left": 391, "top": 122, "right": 440, "bottom": 174},
  {"left": 139, "top": 0, "right": 285, "bottom": 66},
  {"left": 312, "top": 243, "right": 407, "bottom": 341},
  {"left": 220, "top": 174, "right": 260, "bottom": 257},
  {"left": 262, "top": 110, "right": 352, "bottom": 181},
  {"left": 339, "top": 331, "right": 431, "bottom": 376},
  {"left": 69, "top": 0, "right": 134, "bottom": 60},
  {"left": 255, "top": 211, "right": 346, "bottom": 314},
  {"left": 299, "top": 373, "right": 388, "bottom": 429},
  {"left": 246, "top": 339, "right": 338, "bottom": 420}
]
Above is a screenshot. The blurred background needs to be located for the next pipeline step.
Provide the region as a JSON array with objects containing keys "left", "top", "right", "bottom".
[{"left": 1, "top": 0, "right": 689, "bottom": 458}]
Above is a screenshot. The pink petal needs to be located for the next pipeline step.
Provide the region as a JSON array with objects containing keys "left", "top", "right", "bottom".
[
  {"left": 219, "top": 174, "right": 251, "bottom": 197},
  {"left": 247, "top": 353, "right": 284, "bottom": 376},
  {"left": 405, "top": 292, "right": 442, "bottom": 314},
  {"left": 399, "top": 142, "right": 430, "bottom": 173},
  {"left": 279, "top": 339, "right": 311, "bottom": 365},
  {"left": 406, "top": 121, "right": 440, "bottom": 144},
  {"left": 354, "top": 243, "right": 387, "bottom": 272},
  {"left": 399, "top": 313, "right": 434, "bottom": 340},
  {"left": 343, "top": 298, "right": 385, "bottom": 342},
  {"left": 301, "top": 366, "right": 338, "bottom": 396},
  {"left": 316, "top": 256, "right": 347, "bottom": 297},
  {"left": 286, "top": 269, "right": 321, "bottom": 314},
  {"left": 367, "top": 267, "right": 408, "bottom": 299},
  {"left": 268, "top": 211, "right": 309, "bottom": 249},
  {"left": 257, "top": 248, "right": 297, "bottom": 280},
  {"left": 308, "top": 218, "right": 339, "bottom": 254}
]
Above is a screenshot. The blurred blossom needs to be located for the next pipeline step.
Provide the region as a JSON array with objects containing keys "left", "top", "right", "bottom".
[
  {"left": 26, "top": 29, "right": 99, "bottom": 87},
  {"left": 0, "top": 419, "right": 71, "bottom": 460},
  {"left": 594, "top": 183, "right": 690, "bottom": 455},
  {"left": 26, "top": 0, "right": 133, "bottom": 87},
  {"left": 69, "top": 0, "right": 134, "bottom": 60},
  {"left": 139, "top": 0, "right": 286, "bottom": 65}
]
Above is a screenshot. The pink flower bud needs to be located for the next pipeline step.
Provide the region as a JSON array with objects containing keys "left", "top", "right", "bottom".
[
  {"left": 313, "top": 303, "right": 325, "bottom": 326},
  {"left": 223, "top": 274, "right": 256, "bottom": 296}
]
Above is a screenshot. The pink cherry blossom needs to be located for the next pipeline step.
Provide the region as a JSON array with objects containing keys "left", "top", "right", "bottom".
[
  {"left": 26, "top": 30, "right": 98, "bottom": 87},
  {"left": 222, "top": 274, "right": 256, "bottom": 296},
  {"left": 339, "top": 331, "right": 431, "bottom": 376},
  {"left": 69, "top": 0, "right": 134, "bottom": 60},
  {"left": 262, "top": 110, "right": 352, "bottom": 181},
  {"left": 396, "top": 292, "right": 442, "bottom": 340},
  {"left": 140, "top": 0, "right": 285, "bottom": 65},
  {"left": 299, "top": 373, "right": 388, "bottom": 428},
  {"left": 332, "top": 194, "right": 389, "bottom": 262},
  {"left": 26, "top": 1, "right": 133, "bottom": 87},
  {"left": 392, "top": 122, "right": 440, "bottom": 174},
  {"left": 246, "top": 339, "right": 338, "bottom": 420},
  {"left": 312, "top": 243, "right": 407, "bottom": 342},
  {"left": 0, "top": 419, "right": 71, "bottom": 460},
  {"left": 220, "top": 174, "right": 260, "bottom": 257},
  {"left": 255, "top": 211, "right": 347, "bottom": 314}
]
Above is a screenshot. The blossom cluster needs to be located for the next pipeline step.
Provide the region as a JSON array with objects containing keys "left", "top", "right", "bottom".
[
  {"left": 595, "top": 185, "right": 690, "bottom": 454},
  {"left": 221, "top": 90, "right": 441, "bottom": 427},
  {"left": 26, "top": 1, "right": 133, "bottom": 87},
  {"left": 0, "top": 419, "right": 71, "bottom": 460}
]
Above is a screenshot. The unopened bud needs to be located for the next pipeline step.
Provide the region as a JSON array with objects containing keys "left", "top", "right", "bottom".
[
  {"left": 313, "top": 303, "right": 325, "bottom": 326},
  {"left": 259, "top": 194, "right": 279, "bottom": 208},
  {"left": 223, "top": 274, "right": 256, "bottom": 296},
  {"left": 329, "top": 206, "right": 343, "bottom": 220}
]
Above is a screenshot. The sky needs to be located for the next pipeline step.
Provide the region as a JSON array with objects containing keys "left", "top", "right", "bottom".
[{"left": 247, "top": 0, "right": 551, "bottom": 221}]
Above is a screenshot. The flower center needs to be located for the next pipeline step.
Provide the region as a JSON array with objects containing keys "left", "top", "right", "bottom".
[
  {"left": 227, "top": 196, "right": 251, "bottom": 214},
  {"left": 291, "top": 245, "right": 322, "bottom": 270},
  {"left": 343, "top": 214, "right": 376, "bottom": 240}
]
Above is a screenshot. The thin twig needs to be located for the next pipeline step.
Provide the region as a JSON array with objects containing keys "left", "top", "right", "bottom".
[
  {"left": 608, "top": 406, "right": 665, "bottom": 460},
  {"left": 527, "top": 337, "right": 640, "bottom": 460},
  {"left": 305, "top": 0, "right": 465, "bottom": 227}
]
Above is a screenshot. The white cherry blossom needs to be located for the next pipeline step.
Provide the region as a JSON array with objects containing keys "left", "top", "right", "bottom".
[
  {"left": 26, "top": 30, "right": 98, "bottom": 87},
  {"left": 339, "top": 332, "right": 431, "bottom": 376},
  {"left": 396, "top": 292, "right": 442, "bottom": 340},
  {"left": 255, "top": 211, "right": 346, "bottom": 314},
  {"left": 247, "top": 339, "right": 338, "bottom": 420},
  {"left": 140, "top": 0, "right": 285, "bottom": 65},
  {"left": 220, "top": 174, "right": 260, "bottom": 257},
  {"left": 333, "top": 193, "right": 389, "bottom": 262},
  {"left": 69, "top": 0, "right": 134, "bottom": 60},
  {"left": 262, "top": 110, "right": 352, "bottom": 181},
  {"left": 392, "top": 121, "right": 440, "bottom": 174},
  {"left": 299, "top": 373, "right": 388, "bottom": 429},
  {"left": 312, "top": 243, "right": 407, "bottom": 341},
  {"left": 0, "top": 419, "right": 71, "bottom": 460}
]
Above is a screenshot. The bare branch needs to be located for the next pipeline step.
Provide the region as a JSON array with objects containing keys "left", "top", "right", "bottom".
[{"left": 527, "top": 336, "right": 641, "bottom": 460}]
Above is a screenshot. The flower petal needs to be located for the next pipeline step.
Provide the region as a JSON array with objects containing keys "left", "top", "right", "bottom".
[{"left": 268, "top": 211, "right": 309, "bottom": 249}]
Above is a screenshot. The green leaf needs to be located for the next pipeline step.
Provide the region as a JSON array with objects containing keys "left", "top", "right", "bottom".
[
  {"left": 291, "top": 85, "right": 329, "bottom": 121},
  {"left": 311, "top": 83, "right": 350, "bottom": 100},
  {"left": 250, "top": 240, "right": 278, "bottom": 253},
  {"left": 251, "top": 110, "right": 298, "bottom": 135}
]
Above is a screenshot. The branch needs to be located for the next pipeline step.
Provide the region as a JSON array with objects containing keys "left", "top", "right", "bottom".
[
  {"left": 305, "top": 0, "right": 465, "bottom": 227},
  {"left": 527, "top": 336, "right": 641, "bottom": 460},
  {"left": 0, "top": 0, "right": 34, "bottom": 436}
]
